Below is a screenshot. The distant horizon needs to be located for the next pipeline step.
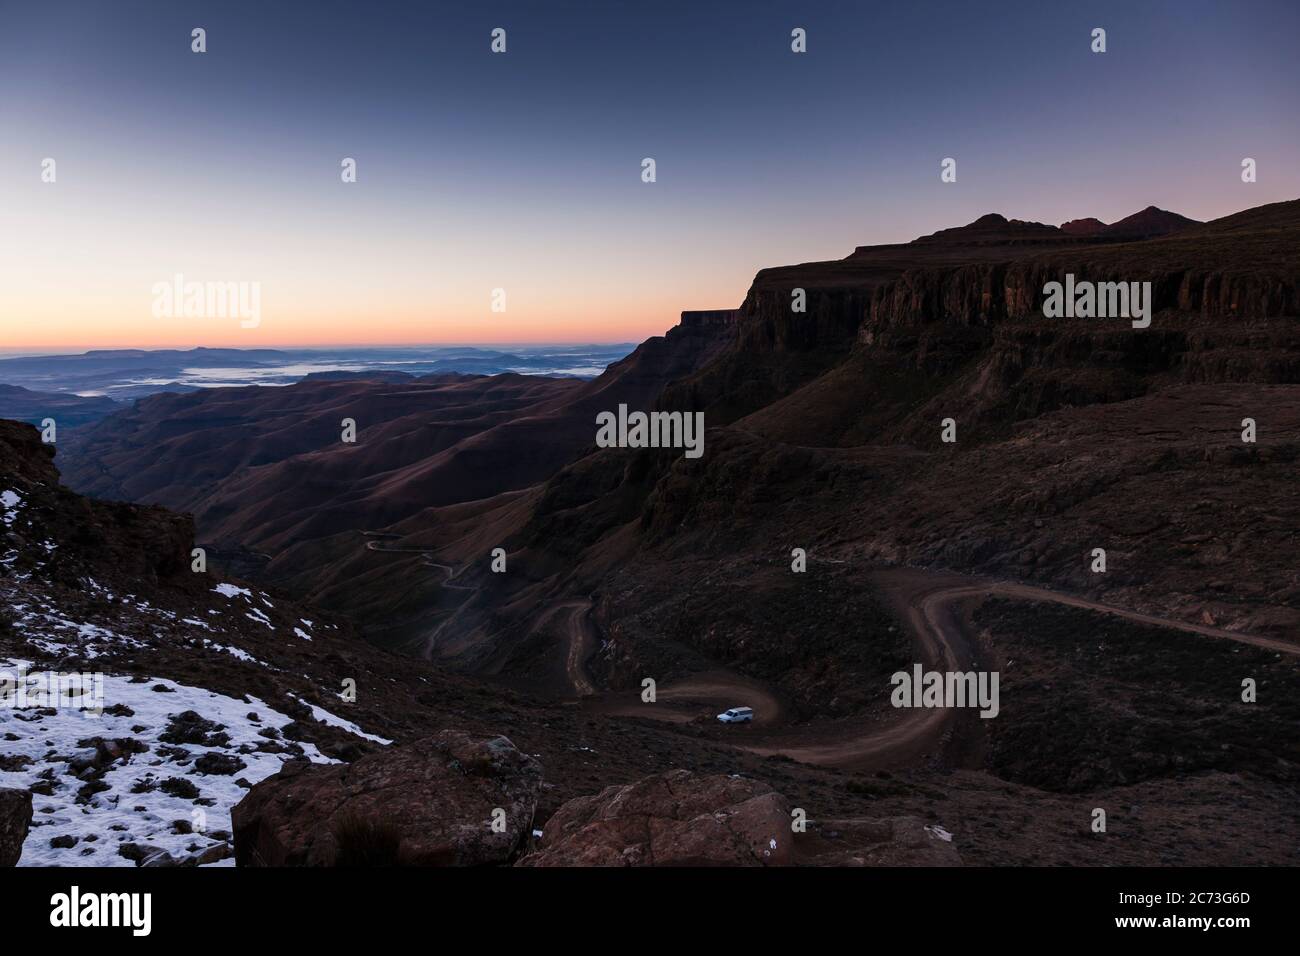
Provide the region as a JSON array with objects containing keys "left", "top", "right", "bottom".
[
  {"left": 0, "top": 341, "right": 639, "bottom": 403},
  {"left": 0, "top": 340, "right": 646, "bottom": 359}
]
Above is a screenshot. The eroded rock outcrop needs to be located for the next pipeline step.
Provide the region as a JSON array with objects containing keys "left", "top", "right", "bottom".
[
  {"left": 519, "top": 769, "right": 792, "bottom": 867},
  {"left": 518, "top": 770, "right": 962, "bottom": 867},
  {"left": 231, "top": 731, "right": 541, "bottom": 866}
]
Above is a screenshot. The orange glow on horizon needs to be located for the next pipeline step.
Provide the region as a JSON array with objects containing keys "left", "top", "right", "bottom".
[{"left": 0, "top": 289, "right": 744, "bottom": 352}]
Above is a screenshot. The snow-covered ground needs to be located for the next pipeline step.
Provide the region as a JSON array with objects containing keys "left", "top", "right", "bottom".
[
  {"left": 6, "top": 599, "right": 148, "bottom": 659},
  {"left": 0, "top": 658, "right": 336, "bottom": 866}
]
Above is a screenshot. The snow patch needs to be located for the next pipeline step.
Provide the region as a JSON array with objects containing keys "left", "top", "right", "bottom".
[
  {"left": 201, "top": 639, "right": 264, "bottom": 666},
  {"left": 291, "top": 694, "right": 392, "bottom": 745},
  {"left": 245, "top": 607, "right": 273, "bottom": 630},
  {"left": 1, "top": 490, "right": 21, "bottom": 525}
]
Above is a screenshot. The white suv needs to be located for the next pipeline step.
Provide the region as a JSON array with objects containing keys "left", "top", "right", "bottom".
[{"left": 717, "top": 706, "right": 754, "bottom": 723}]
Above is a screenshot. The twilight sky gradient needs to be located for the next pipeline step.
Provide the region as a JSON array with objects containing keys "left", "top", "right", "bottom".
[{"left": 2, "top": 0, "right": 1298, "bottom": 350}]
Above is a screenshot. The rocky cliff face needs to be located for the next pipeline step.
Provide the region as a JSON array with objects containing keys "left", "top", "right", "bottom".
[
  {"left": 0, "top": 420, "right": 195, "bottom": 588},
  {"left": 679, "top": 309, "right": 740, "bottom": 329},
  {"left": 865, "top": 249, "right": 1300, "bottom": 328},
  {"left": 866, "top": 202, "right": 1291, "bottom": 330},
  {"left": 665, "top": 201, "right": 1299, "bottom": 445},
  {"left": 658, "top": 284, "right": 873, "bottom": 427}
]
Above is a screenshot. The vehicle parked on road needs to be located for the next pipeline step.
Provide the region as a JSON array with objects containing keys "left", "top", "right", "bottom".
[{"left": 717, "top": 706, "right": 754, "bottom": 723}]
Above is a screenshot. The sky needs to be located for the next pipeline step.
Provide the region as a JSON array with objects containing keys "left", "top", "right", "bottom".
[{"left": 1, "top": 0, "right": 1298, "bottom": 351}]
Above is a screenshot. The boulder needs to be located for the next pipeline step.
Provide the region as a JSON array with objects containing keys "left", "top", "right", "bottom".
[
  {"left": 519, "top": 771, "right": 964, "bottom": 866},
  {"left": 518, "top": 770, "right": 793, "bottom": 867},
  {"left": 231, "top": 731, "right": 541, "bottom": 866},
  {"left": 0, "top": 788, "right": 33, "bottom": 866}
]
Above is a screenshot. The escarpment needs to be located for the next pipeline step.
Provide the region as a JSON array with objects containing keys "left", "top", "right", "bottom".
[
  {"left": 865, "top": 252, "right": 1300, "bottom": 327},
  {"left": 665, "top": 200, "right": 1300, "bottom": 439}
]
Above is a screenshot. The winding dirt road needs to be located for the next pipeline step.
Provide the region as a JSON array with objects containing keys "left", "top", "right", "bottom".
[
  {"left": 552, "top": 599, "right": 596, "bottom": 696},
  {"left": 361, "top": 532, "right": 479, "bottom": 658},
  {"left": 594, "top": 670, "right": 785, "bottom": 726},
  {"left": 360, "top": 532, "right": 603, "bottom": 687},
  {"left": 363, "top": 538, "right": 476, "bottom": 590},
  {"left": 593, "top": 568, "right": 1295, "bottom": 771},
  {"left": 956, "top": 579, "right": 1299, "bottom": 656},
  {"left": 361, "top": 522, "right": 1294, "bottom": 766}
]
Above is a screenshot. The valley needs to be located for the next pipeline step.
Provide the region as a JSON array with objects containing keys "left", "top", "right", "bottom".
[{"left": 5, "top": 197, "right": 1298, "bottom": 867}]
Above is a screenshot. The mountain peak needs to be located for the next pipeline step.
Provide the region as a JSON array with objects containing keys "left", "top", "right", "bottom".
[
  {"left": 1058, "top": 207, "right": 1201, "bottom": 240},
  {"left": 909, "top": 213, "right": 1061, "bottom": 247},
  {"left": 1102, "top": 206, "right": 1201, "bottom": 239}
]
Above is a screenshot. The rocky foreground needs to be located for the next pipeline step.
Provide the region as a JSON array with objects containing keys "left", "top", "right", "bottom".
[{"left": 231, "top": 732, "right": 959, "bottom": 867}]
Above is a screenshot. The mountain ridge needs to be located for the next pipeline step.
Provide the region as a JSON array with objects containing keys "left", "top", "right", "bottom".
[{"left": 52, "top": 199, "right": 1300, "bottom": 662}]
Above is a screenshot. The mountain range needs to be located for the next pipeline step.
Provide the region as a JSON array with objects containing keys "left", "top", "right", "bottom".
[
  {"left": 4, "top": 198, "right": 1298, "bottom": 867},
  {"left": 0, "top": 344, "right": 635, "bottom": 411}
]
